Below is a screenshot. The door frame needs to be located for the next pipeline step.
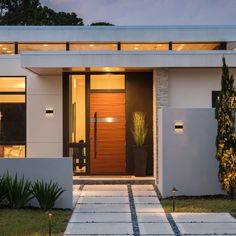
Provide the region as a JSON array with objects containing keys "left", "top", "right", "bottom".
[{"left": 63, "top": 72, "right": 126, "bottom": 175}]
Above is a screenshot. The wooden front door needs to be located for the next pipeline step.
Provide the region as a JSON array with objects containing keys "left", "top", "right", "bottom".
[{"left": 90, "top": 93, "right": 126, "bottom": 174}]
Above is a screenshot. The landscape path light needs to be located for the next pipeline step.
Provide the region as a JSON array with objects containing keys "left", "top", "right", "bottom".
[{"left": 172, "top": 187, "right": 178, "bottom": 212}]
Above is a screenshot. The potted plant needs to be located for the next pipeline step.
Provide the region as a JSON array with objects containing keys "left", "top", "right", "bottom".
[{"left": 132, "top": 112, "right": 148, "bottom": 176}]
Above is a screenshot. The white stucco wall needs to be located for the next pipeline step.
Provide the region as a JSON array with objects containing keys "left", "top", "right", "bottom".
[
  {"left": 168, "top": 68, "right": 236, "bottom": 108},
  {"left": 0, "top": 56, "right": 63, "bottom": 157}
]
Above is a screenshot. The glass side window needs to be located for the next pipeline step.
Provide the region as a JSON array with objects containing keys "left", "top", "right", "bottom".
[
  {"left": 90, "top": 74, "right": 125, "bottom": 90},
  {"left": 0, "top": 77, "right": 26, "bottom": 158},
  {"left": 69, "top": 75, "right": 86, "bottom": 174},
  {"left": 18, "top": 43, "right": 66, "bottom": 52},
  {"left": 70, "top": 43, "right": 117, "bottom": 51},
  {"left": 0, "top": 43, "right": 15, "bottom": 55}
]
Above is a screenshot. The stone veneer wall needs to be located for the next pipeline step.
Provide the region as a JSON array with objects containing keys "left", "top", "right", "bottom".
[{"left": 153, "top": 68, "right": 169, "bottom": 183}]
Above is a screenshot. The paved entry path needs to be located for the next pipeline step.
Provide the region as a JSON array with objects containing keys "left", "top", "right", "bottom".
[{"left": 64, "top": 185, "right": 236, "bottom": 236}]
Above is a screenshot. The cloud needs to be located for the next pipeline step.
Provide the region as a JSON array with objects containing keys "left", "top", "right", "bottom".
[{"left": 40, "top": 0, "right": 236, "bottom": 25}]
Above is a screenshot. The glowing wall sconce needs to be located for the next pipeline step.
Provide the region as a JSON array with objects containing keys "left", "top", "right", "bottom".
[
  {"left": 174, "top": 121, "right": 183, "bottom": 133},
  {"left": 45, "top": 106, "right": 54, "bottom": 118}
]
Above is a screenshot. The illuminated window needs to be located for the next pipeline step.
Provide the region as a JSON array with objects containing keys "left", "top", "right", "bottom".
[
  {"left": 0, "top": 77, "right": 26, "bottom": 158},
  {"left": 121, "top": 43, "right": 168, "bottom": 51},
  {"left": 172, "top": 43, "right": 220, "bottom": 50},
  {"left": 18, "top": 43, "right": 66, "bottom": 52},
  {"left": 0, "top": 43, "right": 15, "bottom": 55},
  {"left": 70, "top": 43, "right": 117, "bottom": 51},
  {"left": 91, "top": 74, "right": 125, "bottom": 90}
]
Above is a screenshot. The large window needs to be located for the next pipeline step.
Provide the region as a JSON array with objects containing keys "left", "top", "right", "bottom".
[
  {"left": 0, "top": 77, "right": 26, "bottom": 158},
  {"left": 70, "top": 43, "right": 117, "bottom": 51},
  {"left": 0, "top": 43, "right": 15, "bottom": 55},
  {"left": 18, "top": 43, "right": 66, "bottom": 52},
  {"left": 121, "top": 43, "right": 168, "bottom": 51}
]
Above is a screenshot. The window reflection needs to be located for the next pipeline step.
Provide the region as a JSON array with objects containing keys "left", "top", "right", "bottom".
[{"left": 172, "top": 43, "right": 220, "bottom": 50}]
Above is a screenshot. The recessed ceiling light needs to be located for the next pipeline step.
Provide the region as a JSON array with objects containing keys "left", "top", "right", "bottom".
[
  {"left": 2, "top": 47, "right": 7, "bottom": 50},
  {"left": 43, "top": 44, "right": 49, "bottom": 47},
  {"left": 134, "top": 47, "right": 139, "bottom": 50},
  {"left": 104, "top": 67, "right": 111, "bottom": 72},
  {"left": 0, "top": 44, "right": 2, "bottom": 47},
  {"left": 7, "top": 50, "right": 12, "bottom": 53},
  {"left": 89, "top": 44, "right": 95, "bottom": 47}
]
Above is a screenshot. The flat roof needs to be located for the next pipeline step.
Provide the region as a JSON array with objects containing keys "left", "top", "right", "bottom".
[{"left": 1, "top": 25, "right": 236, "bottom": 42}]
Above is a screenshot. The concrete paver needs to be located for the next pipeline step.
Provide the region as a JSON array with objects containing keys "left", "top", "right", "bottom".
[
  {"left": 137, "top": 212, "right": 169, "bottom": 222},
  {"left": 69, "top": 212, "right": 132, "bottom": 223},
  {"left": 131, "top": 185, "right": 154, "bottom": 191},
  {"left": 132, "top": 190, "right": 156, "bottom": 196},
  {"left": 177, "top": 222, "right": 236, "bottom": 235},
  {"left": 81, "top": 190, "right": 128, "bottom": 196},
  {"left": 135, "top": 203, "right": 165, "bottom": 213},
  {"left": 134, "top": 196, "right": 160, "bottom": 204},
  {"left": 64, "top": 222, "right": 133, "bottom": 235},
  {"left": 83, "top": 185, "right": 127, "bottom": 191},
  {"left": 74, "top": 203, "right": 130, "bottom": 213},
  {"left": 172, "top": 212, "right": 236, "bottom": 222},
  {"left": 78, "top": 196, "right": 129, "bottom": 204},
  {"left": 139, "top": 222, "right": 174, "bottom": 235}
]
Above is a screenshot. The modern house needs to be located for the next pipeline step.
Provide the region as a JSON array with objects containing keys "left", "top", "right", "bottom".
[{"left": 0, "top": 25, "right": 236, "bottom": 197}]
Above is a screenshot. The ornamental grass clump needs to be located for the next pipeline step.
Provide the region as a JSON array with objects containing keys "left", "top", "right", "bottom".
[
  {"left": 5, "top": 174, "right": 33, "bottom": 209},
  {"left": 0, "top": 174, "right": 7, "bottom": 205},
  {"left": 132, "top": 112, "right": 148, "bottom": 147},
  {"left": 32, "top": 180, "right": 65, "bottom": 210}
]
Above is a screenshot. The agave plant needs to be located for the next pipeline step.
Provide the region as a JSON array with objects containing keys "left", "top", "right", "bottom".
[
  {"left": 132, "top": 112, "right": 148, "bottom": 147},
  {"left": 0, "top": 174, "right": 7, "bottom": 205},
  {"left": 5, "top": 174, "right": 33, "bottom": 209},
  {"left": 32, "top": 180, "right": 65, "bottom": 210}
]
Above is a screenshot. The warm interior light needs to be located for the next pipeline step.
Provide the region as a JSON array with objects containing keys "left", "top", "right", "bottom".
[
  {"left": 135, "top": 44, "right": 140, "bottom": 46},
  {"left": 7, "top": 50, "right": 12, "bottom": 53},
  {"left": 2, "top": 47, "right": 7, "bottom": 50},
  {"left": 134, "top": 47, "right": 139, "bottom": 50},
  {"left": 104, "top": 67, "right": 111, "bottom": 72},
  {"left": 89, "top": 44, "right": 95, "bottom": 47},
  {"left": 0, "top": 44, "right": 2, "bottom": 47},
  {"left": 43, "top": 44, "right": 49, "bottom": 47}
]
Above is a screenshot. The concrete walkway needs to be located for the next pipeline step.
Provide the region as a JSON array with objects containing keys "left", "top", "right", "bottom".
[{"left": 64, "top": 185, "right": 236, "bottom": 236}]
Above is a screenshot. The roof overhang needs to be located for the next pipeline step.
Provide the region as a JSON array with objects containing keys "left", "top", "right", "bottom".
[
  {"left": 20, "top": 50, "right": 236, "bottom": 75},
  {"left": 1, "top": 25, "right": 236, "bottom": 42}
]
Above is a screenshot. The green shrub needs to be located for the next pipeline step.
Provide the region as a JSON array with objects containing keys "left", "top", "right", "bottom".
[
  {"left": 32, "top": 180, "right": 65, "bottom": 210},
  {"left": 0, "top": 174, "right": 7, "bottom": 204},
  {"left": 5, "top": 174, "right": 33, "bottom": 209}
]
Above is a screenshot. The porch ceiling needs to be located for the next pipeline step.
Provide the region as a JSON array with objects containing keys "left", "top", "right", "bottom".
[{"left": 21, "top": 50, "right": 236, "bottom": 75}]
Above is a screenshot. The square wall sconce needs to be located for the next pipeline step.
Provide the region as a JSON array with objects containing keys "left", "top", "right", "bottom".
[
  {"left": 45, "top": 106, "right": 54, "bottom": 118},
  {"left": 174, "top": 121, "right": 183, "bottom": 134}
]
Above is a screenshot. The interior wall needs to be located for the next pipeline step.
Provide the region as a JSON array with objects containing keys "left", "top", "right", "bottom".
[
  {"left": 126, "top": 72, "right": 153, "bottom": 175},
  {"left": 168, "top": 68, "right": 236, "bottom": 108}
]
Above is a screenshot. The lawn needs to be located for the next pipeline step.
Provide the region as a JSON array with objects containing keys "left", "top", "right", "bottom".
[
  {"left": 161, "top": 198, "right": 236, "bottom": 219},
  {"left": 0, "top": 209, "right": 72, "bottom": 236}
]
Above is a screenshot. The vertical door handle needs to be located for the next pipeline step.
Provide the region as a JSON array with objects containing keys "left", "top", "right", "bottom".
[{"left": 94, "top": 112, "right": 97, "bottom": 159}]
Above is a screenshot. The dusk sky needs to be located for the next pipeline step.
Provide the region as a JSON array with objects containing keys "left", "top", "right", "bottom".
[{"left": 40, "top": 0, "right": 236, "bottom": 25}]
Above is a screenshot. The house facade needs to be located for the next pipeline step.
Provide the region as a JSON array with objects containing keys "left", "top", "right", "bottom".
[{"left": 0, "top": 26, "right": 235, "bottom": 196}]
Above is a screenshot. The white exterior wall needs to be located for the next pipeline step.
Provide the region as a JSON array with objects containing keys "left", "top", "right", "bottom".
[
  {"left": 168, "top": 68, "right": 236, "bottom": 108},
  {"left": 0, "top": 56, "right": 63, "bottom": 157}
]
